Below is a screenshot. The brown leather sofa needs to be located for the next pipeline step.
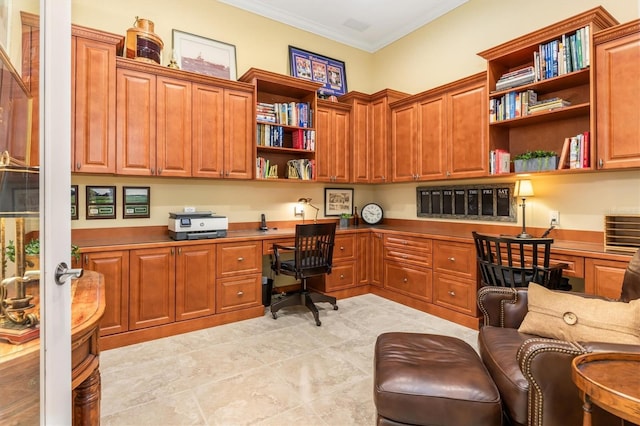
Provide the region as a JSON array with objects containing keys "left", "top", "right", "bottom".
[{"left": 477, "top": 249, "right": 640, "bottom": 426}]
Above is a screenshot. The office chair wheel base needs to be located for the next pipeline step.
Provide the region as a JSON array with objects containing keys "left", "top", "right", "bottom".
[
  {"left": 271, "top": 312, "right": 277, "bottom": 320},
  {"left": 315, "top": 319, "right": 321, "bottom": 326},
  {"left": 333, "top": 305, "right": 338, "bottom": 310}
]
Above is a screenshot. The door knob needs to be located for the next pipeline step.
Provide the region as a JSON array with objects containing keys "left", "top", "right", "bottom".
[{"left": 55, "top": 262, "right": 83, "bottom": 285}]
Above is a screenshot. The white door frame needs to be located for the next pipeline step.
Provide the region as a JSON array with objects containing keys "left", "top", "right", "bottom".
[{"left": 39, "top": 0, "right": 72, "bottom": 424}]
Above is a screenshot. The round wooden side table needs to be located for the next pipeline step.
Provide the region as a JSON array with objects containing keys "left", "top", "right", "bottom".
[{"left": 571, "top": 352, "right": 640, "bottom": 426}]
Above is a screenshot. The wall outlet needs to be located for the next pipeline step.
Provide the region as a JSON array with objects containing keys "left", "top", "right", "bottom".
[
  {"left": 550, "top": 210, "right": 559, "bottom": 226},
  {"left": 294, "top": 205, "right": 304, "bottom": 216}
]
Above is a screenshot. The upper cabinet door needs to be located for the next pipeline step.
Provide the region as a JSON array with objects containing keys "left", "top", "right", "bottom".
[
  {"left": 416, "top": 94, "right": 446, "bottom": 180},
  {"left": 116, "top": 68, "right": 156, "bottom": 175},
  {"left": 595, "top": 21, "right": 640, "bottom": 170},
  {"left": 156, "top": 76, "right": 192, "bottom": 177},
  {"left": 192, "top": 83, "right": 225, "bottom": 178},
  {"left": 447, "top": 76, "right": 488, "bottom": 178},
  {"left": 73, "top": 36, "right": 117, "bottom": 173},
  {"left": 391, "top": 101, "right": 418, "bottom": 182},
  {"left": 223, "top": 89, "right": 254, "bottom": 179}
]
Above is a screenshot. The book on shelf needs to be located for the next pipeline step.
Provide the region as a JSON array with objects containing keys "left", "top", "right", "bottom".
[
  {"left": 527, "top": 97, "right": 571, "bottom": 114},
  {"left": 558, "top": 137, "right": 571, "bottom": 169},
  {"left": 490, "top": 89, "right": 537, "bottom": 122},
  {"left": 256, "top": 157, "right": 280, "bottom": 179},
  {"left": 489, "top": 149, "right": 511, "bottom": 175},
  {"left": 531, "top": 25, "right": 591, "bottom": 82},
  {"left": 257, "top": 101, "right": 312, "bottom": 127},
  {"left": 495, "top": 66, "right": 535, "bottom": 91},
  {"left": 567, "top": 131, "right": 590, "bottom": 169},
  {"left": 292, "top": 129, "right": 315, "bottom": 151},
  {"left": 287, "top": 159, "right": 314, "bottom": 180},
  {"left": 256, "top": 124, "right": 284, "bottom": 147}
]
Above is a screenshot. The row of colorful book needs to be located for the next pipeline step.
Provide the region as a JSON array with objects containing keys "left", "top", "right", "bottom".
[
  {"left": 256, "top": 101, "right": 312, "bottom": 128},
  {"left": 287, "top": 159, "right": 314, "bottom": 180},
  {"left": 488, "top": 149, "right": 511, "bottom": 174},
  {"left": 490, "top": 90, "right": 571, "bottom": 122},
  {"left": 559, "top": 131, "right": 590, "bottom": 169},
  {"left": 256, "top": 124, "right": 284, "bottom": 147},
  {"left": 256, "top": 157, "right": 278, "bottom": 179}
]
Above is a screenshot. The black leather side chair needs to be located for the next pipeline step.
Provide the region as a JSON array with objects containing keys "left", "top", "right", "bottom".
[
  {"left": 472, "top": 231, "right": 569, "bottom": 290},
  {"left": 270, "top": 222, "right": 338, "bottom": 326}
]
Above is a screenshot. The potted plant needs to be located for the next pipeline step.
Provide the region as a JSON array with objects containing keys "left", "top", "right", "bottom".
[
  {"left": 513, "top": 150, "right": 558, "bottom": 172},
  {"left": 339, "top": 213, "right": 352, "bottom": 228},
  {"left": 6, "top": 239, "right": 80, "bottom": 271}
]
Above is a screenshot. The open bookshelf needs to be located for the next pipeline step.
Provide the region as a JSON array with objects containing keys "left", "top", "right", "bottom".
[
  {"left": 478, "top": 7, "right": 618, "bottom": 175},
  {"left": 239, "top": 68, "right": 322, "bottom": 181}
]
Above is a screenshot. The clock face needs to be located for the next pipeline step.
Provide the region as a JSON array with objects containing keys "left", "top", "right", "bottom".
[{"left": 361, "top": 203, "right": 383, "bottom": 225}]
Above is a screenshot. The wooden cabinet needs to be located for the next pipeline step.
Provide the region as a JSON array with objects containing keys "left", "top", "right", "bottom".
[
  {"left": 72, "top": 32, "right": 120, "bottom": 173},
  {"left": 585, "top": 258, "right": 627, "bottom": 299},
  {"left": 478, "top": 7, "right": 617, "bottom": 173},
  {"left": 239, "top": 68, "right": 321, "bottom": 181},
  {"left": 116, "top": 66, "right": 190, "bottom": 177},
  {"left": 356, "top": 232, "right": 370, "bottom": 286},
  {"left": 129, "top": 246, "right": 176, "bottom": 330},
  {"left": 316, "top": 100, "right": 351, "bottom": 182},
  {"left": 21, "top": 13, "right": 124, "bottom": 167},
  {"left": 175, "top": 244, "right": 216, "bottom": 321},
  {"left": 390, "top": 73, "right": 487, "bottom": 181},
  {"left": 383, "top": 234, "right": 433, "bottom": 302},
  {"left": 82, "top": 250, "right": 129, "bottom": 336},
  {"left": 340, "top": 90, "right": 408, "bottom": 183},
  {"left": 324, "top": 233, "right": 356, "bottom": 291},
  {"left": 432, "top": 240, "right": 477, "bottom": 316},
  {"left": 595, "top": 19, "right": 640, "bottom": 170},
  {"left": 370, "top": 232, "right": 384, "bottom": 287},
  {"left": 216, "top": 241, "right": 262, "bottom": 313},
  {"left": 117, "top": 59, "right": 254, "bottom": 178},
  {"left": 192, "top": 84, "right": 254, "bottom": 179}
]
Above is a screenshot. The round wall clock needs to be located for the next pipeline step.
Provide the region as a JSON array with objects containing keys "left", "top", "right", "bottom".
[{"left": 361, "top": 203, "right": 383, "bottom": 225}]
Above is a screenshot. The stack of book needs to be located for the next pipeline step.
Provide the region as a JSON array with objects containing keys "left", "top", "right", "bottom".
[
  {"left": 528, "top": 97, "right": 571, "bottom": 114},
  {"left": 495, "top": 66, "right": 535, "bottom": 91},
  {"left": 256, "top": 102, "right": 277, "bottom": 123},
  {"left": 489, "top": 149, "right": 511, "bottom": 174},
  {"left": 256, "top": 101, "right": 312, "bottom": 127},
  {"left": 287, "top": 159, "right": 314, "bottom": 180},
  {"left": 558, "top": 131, "right": 590, "bottom": 169}
]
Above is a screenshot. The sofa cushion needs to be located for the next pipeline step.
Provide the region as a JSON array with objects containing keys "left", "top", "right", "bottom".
[
  {"left": 518, "top": 283, "right": 640, "bottom": 344},
  {"left": 478, "top": 326, "right": 532, "bottom": 426}
]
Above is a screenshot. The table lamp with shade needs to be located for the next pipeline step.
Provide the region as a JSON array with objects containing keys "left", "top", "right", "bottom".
[{"left": 514, "top": 179, "right": 534, "bottom": 238}]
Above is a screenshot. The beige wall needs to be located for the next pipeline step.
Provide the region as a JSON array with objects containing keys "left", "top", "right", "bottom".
[{"left": 67, "top": 0, "right": 639, "bottom": 232}]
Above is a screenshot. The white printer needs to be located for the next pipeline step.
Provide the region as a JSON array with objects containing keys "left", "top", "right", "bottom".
[{"left": 168, "top": 211, "right": 228, "bottom": 240}]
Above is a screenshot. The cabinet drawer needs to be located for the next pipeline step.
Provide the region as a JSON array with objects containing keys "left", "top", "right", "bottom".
[
  {"left": 433, "top": 272, "right": 476, "bottom": 316},
  {"left": 217, "top": 241, "right": 262, "bottom": 277},
  {"left": 334, "top": 234, "right": 356, "bottom": 261},
  {"left": 216, "top": 274, "right": 261, "bottom": 313},
  {"left": 324, "top": 262, "right": 356, "bottom": 292},
  {"left": 384, "top": 235, "right": 432, "bottom": 252},
  {"left": 433, "top": 241, "right": 476, "bottom": 280},
  {"left": 549, "top": 253, "right": 584, "bottom": 278},
  {"left": 385, "top": 248, "right": 432, "bottom": 268},
  {"left": 384, "top": 262, "right": 432, "bottom": 302},
  {"left": 263, "top": 238, "right": 295, "bottom": 255}
]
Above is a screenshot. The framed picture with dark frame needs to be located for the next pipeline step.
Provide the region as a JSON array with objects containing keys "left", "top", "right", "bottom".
[
  {"left": 86, "top": 186, "right": 116, "bottom": 219},
  {"left": 324, "top": 187, "right": 354, "bottom": 216},
  {"left": 289, "top": 46, "right": 347, "bottom": 97},
  {"left": 123, "top": 186, "right": 150, "bottom": 219},
  {"left": 172, "top": 29, "right": 237, "bottom": 80},
  {"left": 71, "top": 185, "right": 78, "bottom": 220}
]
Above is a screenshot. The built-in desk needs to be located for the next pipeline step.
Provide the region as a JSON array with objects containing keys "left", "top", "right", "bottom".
[{"left": 71, "top": 221, "right": 633, "bottom": 348}]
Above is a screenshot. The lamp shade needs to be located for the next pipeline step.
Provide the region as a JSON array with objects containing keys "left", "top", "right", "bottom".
[{"left": 514, "top": 179, "right": 534, "bottom": 198}]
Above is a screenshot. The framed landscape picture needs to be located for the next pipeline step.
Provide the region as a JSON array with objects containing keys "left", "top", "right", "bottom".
[
  {"left": 324, "top": 187, "right": 354, "bottom": 216},
  {"left": 172, "top": 29, "right": 237, "bottom": 80},
  {"left": 289, "top": 46, "right": 347, "bottom": 97},
  {"left": 86, "top": 186, "right": 116, "bottom": 219},
  {"left": 123, "top": 186, "right": 150, "bottom": 219}
]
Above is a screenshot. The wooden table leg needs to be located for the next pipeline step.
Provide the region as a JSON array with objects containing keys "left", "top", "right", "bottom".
[
  {"left": 73, "top": 367, "right": 101, "bottom": 425},
  {"left": 582, "top": 393, "right": 593, "bottom": 426}
]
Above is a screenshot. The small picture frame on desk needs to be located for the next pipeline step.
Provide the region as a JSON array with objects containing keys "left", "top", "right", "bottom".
[
  {"left": 324, "top": 187, "right": 354, "bottom": 216},
  {"left": 86, "top": 186, "right": 116, "bottom": 220},
  {"left": 123, "top": 186, "right": 150, "bottom": 219}
]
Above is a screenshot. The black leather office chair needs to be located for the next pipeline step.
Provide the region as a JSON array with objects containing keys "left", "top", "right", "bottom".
[
  {"left": 271, "top": 223, "right": 338, "bottom": 326},
  {"left": 472, "top": 231, "right": 569, "bottom": 290}
]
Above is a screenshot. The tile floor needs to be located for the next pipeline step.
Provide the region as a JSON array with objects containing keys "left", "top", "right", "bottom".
[{"left": 100, "top": 294, "right": 479, "bottom": 425}]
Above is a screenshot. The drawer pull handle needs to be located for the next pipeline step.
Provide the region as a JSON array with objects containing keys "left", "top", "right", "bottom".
[
  {"left": 340, "top": 246, "right": 345, "bottom": 251},
  {"left": 238, "top": 257, "right": 244, "bottom": 262},
  {"left": 237, "top": 291, "right": 244, "bottom": 296},
  {"left": 448, "top": 291, "right": 456, "bottom": 297},
  {"left": 403, "top": 278, "right": 408, "bottom": 283},
  {"left": 448, "top": 257, "right": 455, "bottom": 262},
  {"left": 402, "top": 255, "right": 408, "bottom": 259},
  {"left": 340, "top": 274, "right": 345, "bottom": 279}
]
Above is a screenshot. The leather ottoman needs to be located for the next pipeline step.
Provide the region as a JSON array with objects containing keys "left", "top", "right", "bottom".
[{"left": 374, "top": 332, "right": 502, "bottom": 426}]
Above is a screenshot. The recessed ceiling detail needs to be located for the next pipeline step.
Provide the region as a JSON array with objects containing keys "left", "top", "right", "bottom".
[{"left": 218, "top": 0, "right": 469, "bottom": 53}]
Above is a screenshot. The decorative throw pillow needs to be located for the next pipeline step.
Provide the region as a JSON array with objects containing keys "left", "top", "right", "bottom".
[{"left": 518, "top": 283, "right": 640, "bottom": 344}]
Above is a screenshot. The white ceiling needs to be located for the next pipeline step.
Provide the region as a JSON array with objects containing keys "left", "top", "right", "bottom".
[{"left": 218, "top": 0, "right": 469, "bottom": 53}]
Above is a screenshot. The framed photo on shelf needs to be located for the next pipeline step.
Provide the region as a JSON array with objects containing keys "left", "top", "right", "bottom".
[
  {"left": 86, "top": 186, "right": 116, "bottom": 220},
  {"left": 288, "top": 46, "right": 347, "bottom": 97},
  {"left": 71, "top": 185, "right": 78, "bottom": 220},
  {"left": 123, "top": 186, "right": 150, "bottom": 219},
  {"left": 324, "top": 187, "right": 354, "bottom": 216},
  {"left": 172, "top": 29, "right": 237, "bottom": 80}
]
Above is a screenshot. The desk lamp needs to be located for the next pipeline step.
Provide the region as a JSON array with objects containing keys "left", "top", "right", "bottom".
[
  {"left": 0, "top": 152, "right": 40, "bottom": 343},
  {"left": 514, "top": 179, "right": 534, "bottom": 238},
  {"left": 298, "top": 197, "right": 319, "bottom": 223}
]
